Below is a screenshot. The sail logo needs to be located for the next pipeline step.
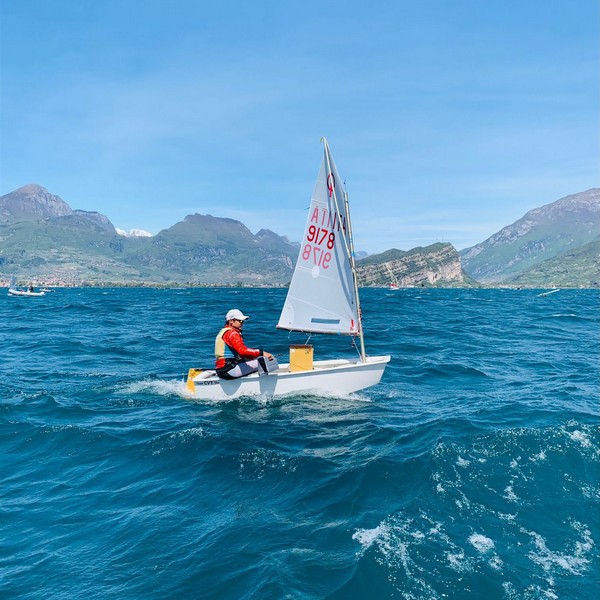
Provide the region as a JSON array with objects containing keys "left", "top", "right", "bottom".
[{"left": 327, "top": 173, "right": 335, "bottom": 197}]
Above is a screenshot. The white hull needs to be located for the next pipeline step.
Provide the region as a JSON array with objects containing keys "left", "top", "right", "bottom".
[
  {"left": 185, "top": 355, "right": 390, "bottom": 400},
  {"left": 537, "top": 288, "right": 560, "bottom": 297},
  {"left": 8, "top": 288, "right": 46, "bottom": 297}
]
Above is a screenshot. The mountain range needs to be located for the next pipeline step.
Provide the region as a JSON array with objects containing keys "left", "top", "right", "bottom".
[
  {"left": 0, "top": 184, "right": 598, "bottom": 287},
  {"left": 459, "top": 188, "right": 599, "bottom": 286},
  {"left": 0, "top": 185, "right": 299, "bottom": 285}
]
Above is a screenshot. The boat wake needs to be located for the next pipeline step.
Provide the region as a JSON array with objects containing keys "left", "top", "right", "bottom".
[
  {"left": 116, "top": 377, "right": 370, "bottom": 406},
  {"left": 117, "top": 378, "right": 185, "bottom": 397},
  {"left": 185, "top": 386, "right": 374, "bottom": 406}
]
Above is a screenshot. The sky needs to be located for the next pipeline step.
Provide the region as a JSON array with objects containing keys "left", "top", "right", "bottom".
[{"left": 0, "top": 0, "right": 598, "bottom": 253}]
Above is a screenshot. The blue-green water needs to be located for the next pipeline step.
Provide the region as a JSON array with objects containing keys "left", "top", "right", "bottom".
[{"left": 1, "top": 287, "right": 599, "bottom": 599}]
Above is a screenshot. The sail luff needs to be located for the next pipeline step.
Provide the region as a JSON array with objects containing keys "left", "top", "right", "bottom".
[
  {"left": 323, "top": 139, "right": 366, "bottom": 362},
  {"left": 322, "top": 139, "right": 352, "bottom": 265}
]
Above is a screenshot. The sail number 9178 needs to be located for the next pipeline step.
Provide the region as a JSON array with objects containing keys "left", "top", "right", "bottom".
[{"left": 302, "top": 225, "right": 335, "bottom": 269}]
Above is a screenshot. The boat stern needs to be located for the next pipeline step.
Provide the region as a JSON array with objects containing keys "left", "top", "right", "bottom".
[{"left": 185, "top": 368, "right": 204, "bottom": 393}]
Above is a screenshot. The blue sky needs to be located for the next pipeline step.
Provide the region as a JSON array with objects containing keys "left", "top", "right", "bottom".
[{"left": 1, "top": 0, "right": 598, "bottom": 252}]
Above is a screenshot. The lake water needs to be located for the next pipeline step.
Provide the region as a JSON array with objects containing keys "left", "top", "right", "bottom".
[{"left": 1, "top": 287, "right": 599, "bottom": 599}]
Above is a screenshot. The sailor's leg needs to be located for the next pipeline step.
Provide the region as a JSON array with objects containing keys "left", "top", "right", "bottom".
[{"left": 225, "top": 359, "right": 261, "bottom": 378}]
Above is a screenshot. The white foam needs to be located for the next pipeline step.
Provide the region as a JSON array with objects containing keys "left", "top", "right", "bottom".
[
  {"left": 503, "top": 485, "right": 518, "bottom": 502},
  {"left": 352, "top": 523, "right": 389, "bottom": 550},
  {"left": 469, "top": 533, "right": 495, "bottom": 553},
  {"left": 118, "top": 378, "right": 184, "bottom": 396},
  {"left": 170, "top": 426, "right": 205, "bottom": 438},
  {"left": 150, "top": 426, "right": 206, "bottom": 455},
  {"left": 447, "top": 551, "right": 466, "bottom": 569},
  {"left": 429, "top": 523, "right": 442, "bottom": 535},
  {"left": 530, "top": 450, "right": 547, "bottom": 462},
  {"left": 523, "top": 524, "right": 593, "bottom": 575},
  {"left": 569, "top": 430, "right": 592, "bottom": 448}
]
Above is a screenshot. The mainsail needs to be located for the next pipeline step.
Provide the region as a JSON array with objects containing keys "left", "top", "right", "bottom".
[{"left": 277, "top": 139, "right": 362, "bottom": 337}]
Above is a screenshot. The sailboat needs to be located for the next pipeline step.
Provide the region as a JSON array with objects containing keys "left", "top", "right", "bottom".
[
  {"left": 184, "top": 138, "right": 390, "bottom": 400},
  {"left": 537, "top": 287, "right": 560, "bottom": 297},
  {"left": 7, "top": 276, "right": 46, "bottom": 297}
]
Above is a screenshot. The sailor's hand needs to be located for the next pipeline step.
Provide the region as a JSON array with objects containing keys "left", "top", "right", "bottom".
[{"left": 264, "top": 352, "right": 274, "bottom": 360}]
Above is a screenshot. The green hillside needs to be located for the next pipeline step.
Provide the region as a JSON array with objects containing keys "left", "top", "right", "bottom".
[
  {"left": 506, "top": 238, "right": 600, "bottom": 288},
  {"left": 460, "top": 189, "right": 600, "bottom": 285}
]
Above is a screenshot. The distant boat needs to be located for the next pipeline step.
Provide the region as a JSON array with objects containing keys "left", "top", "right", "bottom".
[
  {"left": 389, "top": 282, "right": 400, "bottom": 290},
  {"left": 537, "top": 288, "right": 560, "bottom": 297},
  {"left": 184, "top": 138, "right": 390, "bottom": 400},
  {"left": 7, "top": 276, "right": 46, "bottom": 297}
]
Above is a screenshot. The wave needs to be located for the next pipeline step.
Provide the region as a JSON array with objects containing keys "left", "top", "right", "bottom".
[
  {"left": 2, "top": 288, "right": 598, "bottom": 599},
  {"left": 342, "top": 422, "right": 600, "bottom": 599},
  {"left": 418, "top": 363, "right": 490, "bottom": 379}
]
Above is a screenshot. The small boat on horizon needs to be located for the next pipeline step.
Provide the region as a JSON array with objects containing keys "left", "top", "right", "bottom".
[
  {"left": 537, "top": 287, "right": 560, "bottom": 297},
  {"left": 7, "top": 276, "right": 46, "bottom": 297}
]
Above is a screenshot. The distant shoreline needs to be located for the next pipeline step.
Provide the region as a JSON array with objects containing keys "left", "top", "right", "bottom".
[{"left": 3, "top": 281, "right": 598, "bottom": 290}]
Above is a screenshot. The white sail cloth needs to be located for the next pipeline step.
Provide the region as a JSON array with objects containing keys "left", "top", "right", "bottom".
[{"left": 277, "top": 141, "right": 360, "bottom": 335}]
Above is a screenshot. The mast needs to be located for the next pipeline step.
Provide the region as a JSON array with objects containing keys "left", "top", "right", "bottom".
[{"left": 321, "top": 138, "right": 367, "bottom": 362}]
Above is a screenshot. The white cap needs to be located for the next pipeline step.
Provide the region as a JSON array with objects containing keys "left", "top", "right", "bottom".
[{"left": 226, "top": 308, "right": 249, "bottom": 321}]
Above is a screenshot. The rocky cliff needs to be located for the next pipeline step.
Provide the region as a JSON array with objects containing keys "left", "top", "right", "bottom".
[{"left": 357, "top": 243, "right": 470, "bottom": 287}]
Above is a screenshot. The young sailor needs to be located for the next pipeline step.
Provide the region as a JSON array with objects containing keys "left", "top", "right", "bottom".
[{"left": 215, "top": 309, "right": 275, "bottom": 379}]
